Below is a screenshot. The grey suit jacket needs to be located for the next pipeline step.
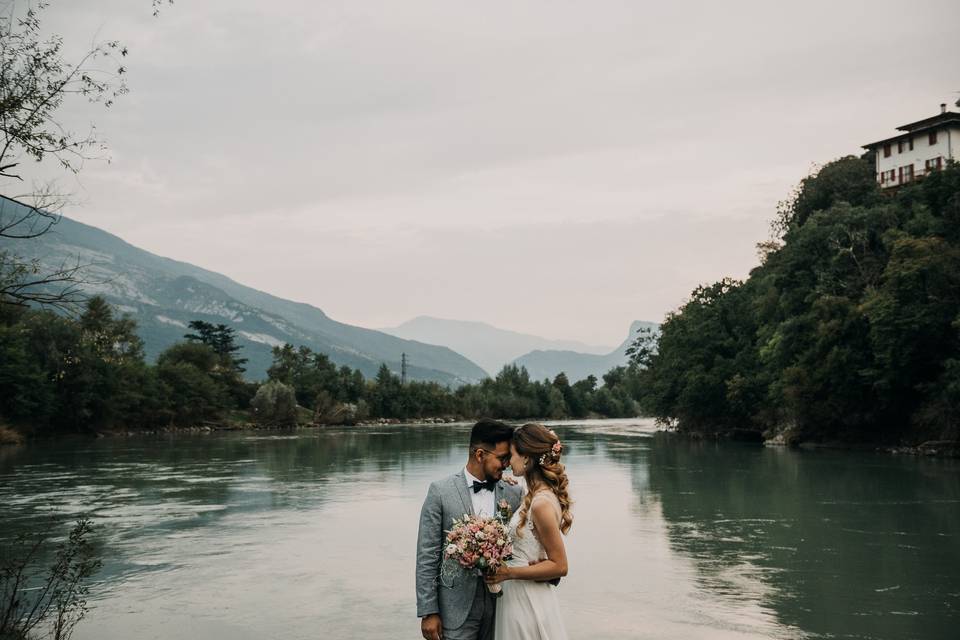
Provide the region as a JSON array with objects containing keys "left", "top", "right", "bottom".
[{"left": 416, "top": 471, "right": 523, "bottom": 629}]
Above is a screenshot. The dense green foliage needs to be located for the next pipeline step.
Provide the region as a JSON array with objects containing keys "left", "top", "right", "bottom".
[
  {"left": 0, "top": 297, "right": 254, "bottom": 434},
  {"left": 635, "top": 158, "right": 960, "bottom": 444},
  {"left": 0, "top": 298, "right": 644, "bottom": 435},
  {"left": 250, "top": 380, "right": 298, "bottom": 427},
  {"left": 262, "top": 345, "right": 644, "bottom": 421}
]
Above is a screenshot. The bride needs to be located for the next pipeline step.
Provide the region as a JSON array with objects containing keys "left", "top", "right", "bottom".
[{"left": 486, "top": 423, "right": 572, "bottom": 639}]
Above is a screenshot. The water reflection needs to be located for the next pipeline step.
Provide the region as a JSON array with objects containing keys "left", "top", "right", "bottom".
[
  {"left": 1, "top": 421, "right": 957, "bottom": 640},
  {"left": 644, "top": 436, "right": 960, "bottom": 640}
]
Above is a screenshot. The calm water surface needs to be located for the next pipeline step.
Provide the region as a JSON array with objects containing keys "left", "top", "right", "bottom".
[{"left": 1, "top": 419, "right": 958, "bottom": 639}]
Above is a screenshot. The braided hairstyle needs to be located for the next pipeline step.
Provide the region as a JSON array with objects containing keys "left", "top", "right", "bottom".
[{"left": 514, "top": 423, "right": 573, "bottom": 536}]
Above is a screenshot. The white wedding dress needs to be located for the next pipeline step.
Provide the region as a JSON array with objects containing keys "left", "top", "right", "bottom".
[{"left": 494, "top": 492, "right": 569, "bottom": 640}]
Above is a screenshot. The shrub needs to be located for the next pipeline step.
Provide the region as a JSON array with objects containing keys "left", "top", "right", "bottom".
[{"left": 250, "top": 381, "right": 298, "bottom": 427}]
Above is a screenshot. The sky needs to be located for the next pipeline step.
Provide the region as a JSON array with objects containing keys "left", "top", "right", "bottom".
[{"left": 19, "top": 0, "right": 960, "bottom": 345}]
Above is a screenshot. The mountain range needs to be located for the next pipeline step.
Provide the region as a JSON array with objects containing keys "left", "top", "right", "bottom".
[
  {"left": 2, "top": 197, "right": 659, "bottom": 386},
  {"left": 384, "top": 316, "right": 659, "bottom": 382},
  {"left": 381, "top": 316, "right": 613, "bottom": 376},
  {"left": 513, "top": 320, "right": 660, "bottom": 382},
  {"left": 0, "top": 197, "right": 486, "bottom": 385}
]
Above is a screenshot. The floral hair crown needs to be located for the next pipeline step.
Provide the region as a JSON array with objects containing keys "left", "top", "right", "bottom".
[{"left": 538, "top": 430, "right": 563, "bottom": 465}]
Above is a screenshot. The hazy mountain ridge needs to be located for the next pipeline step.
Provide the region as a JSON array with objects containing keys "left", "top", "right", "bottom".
[
  {"left": 382, "top": 315, "right": 614, "bottom": 376},
  {"left": 1, "top": 205, "right": 487, "bottom": 385},
  {"left": 513, "top": 320, "right": 660, "bottom": 382}
]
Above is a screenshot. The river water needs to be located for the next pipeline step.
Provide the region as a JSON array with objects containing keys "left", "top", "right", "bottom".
[{"left": 1, "top": 419, "right": 957, "bottom": 639}]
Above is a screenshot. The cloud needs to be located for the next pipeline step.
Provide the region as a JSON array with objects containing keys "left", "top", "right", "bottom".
[{"left": 22, "top": 0, "right": 960, "bottom": 343}]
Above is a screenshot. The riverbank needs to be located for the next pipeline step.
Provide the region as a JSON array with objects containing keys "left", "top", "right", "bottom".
[
  {"left": 8, "top": 415, "right": 957, "bottom": 459},
  {"left": 1, "top": 409, "right": 633, "bottom": 444},
  {"left": 0, "top": 414, "right": 496, "bottom": 443},
  {"left": 669, "top": 424, "right": 960, "bottom": 459}
]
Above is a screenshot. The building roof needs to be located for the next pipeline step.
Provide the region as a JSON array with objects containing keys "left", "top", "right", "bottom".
[
  {"left": 896, "top": 111, "right": 960, "bottom": 132},
  {"left": 862, "top": 110, "right": 960, "bottom": 149}
]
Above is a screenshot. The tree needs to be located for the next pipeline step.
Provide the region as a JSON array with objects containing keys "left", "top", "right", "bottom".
[
  {"left": 0, "top": 1, "right": 131, "bottom": 310},
  {"left": 635, "top": 277, "right": 764, "bottom": 433},
  {"left": 80, "top": 296, "right": 143, "bottom": 364},
  {"left": 250, "top": 380, "right": 298, "bottom": 427},
  {"left": 637, "top": 158, "right": 960, "bottom": 444},
  {"left": 266, "top": 343, "right": 300, "bottom": 386},
  {"left": 626, "top": 326, "right": 657, "bottom": 368},
  {"left": 0, "top": 518, "right": 102, "bottom": 640},
  {"left": 156, "top": 341, "right": 233, "bottom": 425},
  {"left": 184, "top": 320, "right": 247, "bottom": 373},
  {"left": 775, "top": 155, "right": 882, "bottom": 231},
  {"left": 0, "top": 318, "right": 52, "bottom": 422}
]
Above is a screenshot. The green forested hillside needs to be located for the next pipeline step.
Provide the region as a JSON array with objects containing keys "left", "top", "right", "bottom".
[{"left": 635, "top": 158, "right": 960, "bottom": 446}]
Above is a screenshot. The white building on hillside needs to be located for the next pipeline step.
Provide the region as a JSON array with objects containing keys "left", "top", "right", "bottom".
[{"left": 862, "top": 104, "right": 960, "bottom": 189}]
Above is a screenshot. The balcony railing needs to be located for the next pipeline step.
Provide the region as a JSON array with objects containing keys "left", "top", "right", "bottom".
[{"left": 878, "top": 165, "right": 943, "bottom": 188}]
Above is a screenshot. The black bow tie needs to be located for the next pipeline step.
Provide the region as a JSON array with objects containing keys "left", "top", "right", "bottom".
[{"left": 472, "top": 479, "right": 497, "bottom": 493}]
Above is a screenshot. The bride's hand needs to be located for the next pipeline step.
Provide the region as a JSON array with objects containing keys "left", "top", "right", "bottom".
[{"left": 484, "top": 565, "right": 512, "bottom": 585}]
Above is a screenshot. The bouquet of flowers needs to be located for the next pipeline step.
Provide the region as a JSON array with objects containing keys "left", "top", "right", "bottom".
[{"left": 444, "top": 514, "right": 513, "bottom": 594}]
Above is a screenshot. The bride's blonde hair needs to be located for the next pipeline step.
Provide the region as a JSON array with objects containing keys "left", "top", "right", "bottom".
[{"left": 514, "top": 423, "right": 573, "bottom": 536}]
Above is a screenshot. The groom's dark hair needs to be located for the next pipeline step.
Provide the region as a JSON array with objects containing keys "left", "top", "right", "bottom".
[{"left": 469, "top": 418, "right": 514, "bottom": 450}]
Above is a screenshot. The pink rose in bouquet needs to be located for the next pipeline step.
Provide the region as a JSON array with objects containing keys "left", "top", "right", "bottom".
[{"left": 444, "top": 514, "right": 513, "bottom": 594}]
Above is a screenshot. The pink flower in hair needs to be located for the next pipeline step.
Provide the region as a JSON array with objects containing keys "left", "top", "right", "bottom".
[{"left": 538, "top": 436, "right": 563, "bottom": 465}]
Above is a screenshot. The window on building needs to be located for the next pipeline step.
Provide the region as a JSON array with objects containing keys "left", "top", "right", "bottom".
[
  {"left": 908, "top": 137, "right": 914, "bottom": 151},
  {"left": 883, "top": 144, "right": 892, "bottom": 157},
  {"left": 929, "top": 130, "right": 938, "bottom": 145},
  {"left": 901, "top": 165, "right": 914, "bottom": 182},
  {"left": 925, "top": 157, "right": 943, "bottom": 172}
]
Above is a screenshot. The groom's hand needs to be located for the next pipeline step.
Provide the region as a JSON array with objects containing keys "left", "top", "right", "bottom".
[{"left": 421, "top": 614, "right": 443, "bottom": 640}]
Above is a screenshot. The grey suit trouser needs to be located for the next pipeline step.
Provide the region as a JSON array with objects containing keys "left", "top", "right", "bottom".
[{"left": 443, "top": 580, "right": 496, "bottom": 640}]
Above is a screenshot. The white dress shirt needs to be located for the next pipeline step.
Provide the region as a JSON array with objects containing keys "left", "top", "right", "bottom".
[{"left": 464, "top": 468, "right": 495, "bottom": 518}]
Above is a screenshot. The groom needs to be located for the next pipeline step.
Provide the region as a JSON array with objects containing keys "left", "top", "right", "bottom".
[{"left": 416, "top": 419, "right": 523, "bottom": 640}]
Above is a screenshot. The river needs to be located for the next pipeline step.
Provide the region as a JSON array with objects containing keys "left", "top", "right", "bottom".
[{"left": 1, "top": 419, "right": 957, "bottom": 639}]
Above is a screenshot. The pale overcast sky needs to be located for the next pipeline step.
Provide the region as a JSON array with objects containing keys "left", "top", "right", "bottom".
[{"left": 29, "top": 0, "right": 960, "bottom": 345}]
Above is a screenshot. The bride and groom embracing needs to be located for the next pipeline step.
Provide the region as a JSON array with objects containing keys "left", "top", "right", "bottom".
[{"left": 416, "top": 419, "right": 573, "bottom": 640}]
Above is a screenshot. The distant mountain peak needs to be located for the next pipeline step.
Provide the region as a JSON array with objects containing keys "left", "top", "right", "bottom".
[
  {"left": 512, "top": 319, "right": 661, "bottom": 382},
  {"left": 383, "top": 315, "right": 637, "bottom": 377}
]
